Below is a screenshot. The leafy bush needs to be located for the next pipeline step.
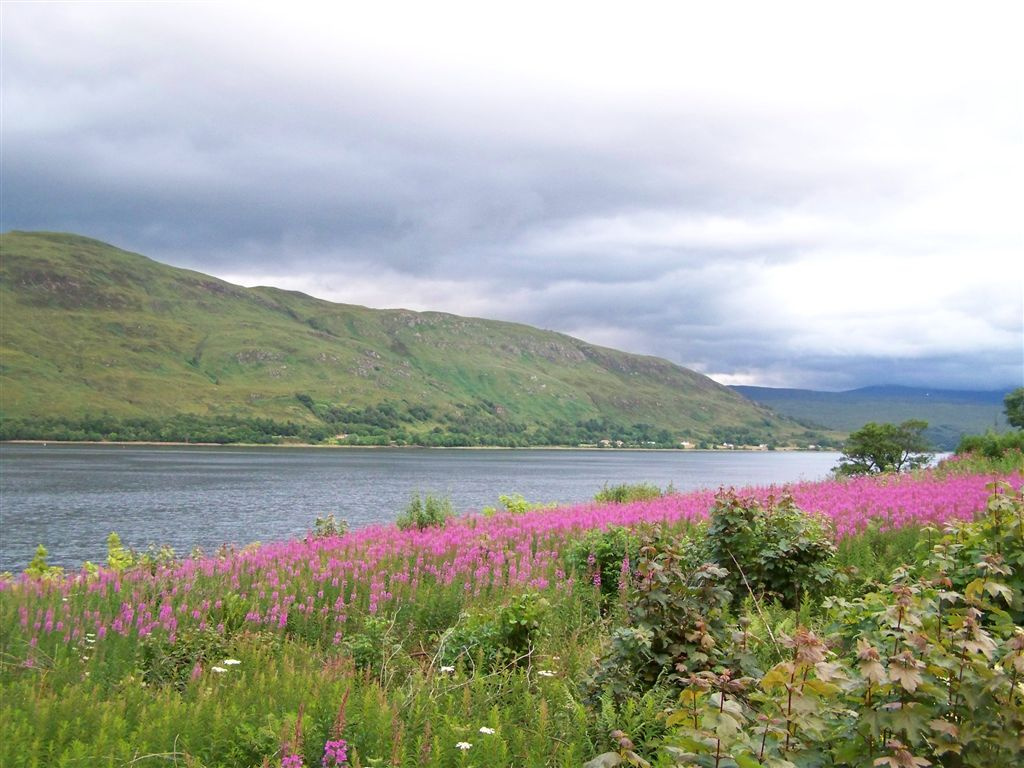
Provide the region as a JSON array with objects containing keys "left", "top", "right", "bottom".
[
  {"left": 595, "top": 483, "right": 666, "bottom": 504},
  {"left": 566, "top": 525, "right": 643, "bottom": 604},
  {"left": 949, "top": 432, "right": 1024, "bottom": 477},
  {"left": 956, "top": 430, "right": 1024, "bottom": 458},
  {"left": 482, "top": 492, "right": 557, "bottom": 516},
  {"left": 588, "top": 530, "right": 753, "bottom": 699},
  {"left": 312, "top": 513, "right": 350, "bottom": 538},
  {"left": 706, "top": 490, "right": 836, "bottom": 609},
  {"left": 139, "top": 626, "right": 229, "bottom": 690},
  {"left": 105, "top": 531, "right": 135, "bottom": 571},
  {"left": 394, "top": 493, "right": 452, "bottom": 531},
  {"left": 438, "top": 591, "right": 549, "bottom": 670},
  {"left": 649, "top": 481, "right": 1024, "bottom": 767},
  {"left": 24, "top": 544, "right": 63, "bottom": 579},
  {"left": 344, "top": 615, "right": 412, "bottom": 685},
  {"left": 135, "top": 544, "right": 179, "bottom": 574},
  {"left": 919, "top": 479, "right": 1024, "bottom": 624},
  {"left": 587, "top": 492, "right": 836, "bottom": 704},
  {"left": 589, "top": 690, "right": 673, "bottom": 767},
  {"left": 499, "top": 492, "right": 556, "bottom": 514}
]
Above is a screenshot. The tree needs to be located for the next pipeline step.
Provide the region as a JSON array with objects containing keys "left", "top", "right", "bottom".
[
  {"left": 834, "top": 419, "right": 932, "bottom": 476},
  {"left": 1005, "top": 387, "right": 1024, "bottom": 429}
]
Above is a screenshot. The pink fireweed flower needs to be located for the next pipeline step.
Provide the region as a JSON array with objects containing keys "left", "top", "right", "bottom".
[
  {"left": 3, "top": 468, "right": 1015, "bottom": 677},
  {"left": 618, "top": 556, "right": 631, "bottom": 593},
  {"left": 321, "top": 739, "right": 348, "bottom": 767}
]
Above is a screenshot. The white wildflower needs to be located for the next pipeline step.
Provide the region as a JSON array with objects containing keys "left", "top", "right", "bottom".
[
  {"left": 479, "top": 726, "right": 495, "bottom": 735},
  {"left": 537, "top": 669, "right": 556, "bottom": 677},
  {"left": 440, "top": 665, "right": 456, "bottom": 673},
  {"left": 211, "top": 666, "right": 227, "bottom": 673},
  {"left": 222, "top": 658, "right": 241, "bottom": 666},
  {"left": 455, "top": 741, "right": 472, "bottom": 750}
]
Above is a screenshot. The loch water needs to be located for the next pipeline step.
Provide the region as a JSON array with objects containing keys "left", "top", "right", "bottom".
[{"left": 0, "top": 443, "right": 841, "bottom": 571}]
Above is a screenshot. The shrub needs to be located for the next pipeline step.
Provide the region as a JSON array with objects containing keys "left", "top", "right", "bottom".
[
  {"left": 588, "top": 530, "right": 753, "bottom": 699},
  {"left": 24, "top": 544, "right": 63, "bottom": 579},
  {"left": 481, "top": 492, "right": 557, "bottom": 516},
  {"left": 312, "top": 513, "right": 349, "bottom": 538},
  {"left": 949, "top": 431, "right": 1024, "bottom": 475},
  {"left": 499, "top": 492, "right": 556, "bottom": 514},
  {"left": 139, "top": 626, "right": 229, "bottom": 690},
  {"left": 956, "top": 430, "right": 1024, "bottom": 459},
  {"left": 344, "top": 615, "right": 412, "bottom": 686},
  {"left": 706, "top": 490, "right": 836, "bottom": 609},
  {"left": 588, "top": 492, "right": 837, "bottom": 706},
  {"left": 394, "top": 493, "right": 452, "bottom": 531},
  {"left": 106, "top": 532, "right": 136, "bottom": 571},
  {"left": 919, "top": 479, "right": 1024, "bottom": 624},
  {"left": 566, "top": 525, "right": 642, "bottom": 605},
  {"left": 595, "top": 483, "right": 665, "bottom": 504},
  {"left": 437, "top": 591, "right": 549, "bottom": 670},
  {"left": 135, "top": 543, "right": 180, "bottom": 573},
  {"left": 650, "top": 481, "right": 1024, "bottom": 767}
]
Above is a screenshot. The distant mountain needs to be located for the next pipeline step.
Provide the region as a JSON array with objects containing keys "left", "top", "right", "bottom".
[
  {"left": 731, "top": 385, "right": 1011, "bottom": 450},
  {"left": 0, "top": 231, "right": 825, "bottom": 447}
]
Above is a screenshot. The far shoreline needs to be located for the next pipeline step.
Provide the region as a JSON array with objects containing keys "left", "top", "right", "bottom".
[{"left": 0, "top": 439, "right": 831, "bottom": 452}]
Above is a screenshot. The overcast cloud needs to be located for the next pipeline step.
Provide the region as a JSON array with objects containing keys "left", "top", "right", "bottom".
[{"left": 2, "top": 1, "right": 1021, "bottom": 390}]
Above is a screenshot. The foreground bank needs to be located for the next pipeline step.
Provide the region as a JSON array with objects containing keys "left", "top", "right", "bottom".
[{"left": 1, "top": 465, "right": 1021, "bottom": 767}]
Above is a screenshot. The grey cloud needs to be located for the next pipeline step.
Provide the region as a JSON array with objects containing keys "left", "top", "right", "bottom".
[{"left": 2, "top": 2, "right": 1021, "bottom": 392}]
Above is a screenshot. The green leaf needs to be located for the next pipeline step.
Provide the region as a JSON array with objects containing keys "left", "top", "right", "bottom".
[
  {"left": 802, "top": 679, "right": 840, "bottom": 697},
  {"left": 964, "top": 578, "right": 985, "bottom": 600},
  {"left": 983, "top": 580, "right": 1014, "bottom": 604},
  {"left": 761, "top": 665, "right": 793, "bottom": 690},
  {"left": 713, "top": 712, "right": 742, "bottom": 740}
]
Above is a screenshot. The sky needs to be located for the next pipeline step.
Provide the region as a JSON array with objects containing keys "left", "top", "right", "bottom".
[{"left": 2, "top": 1, "right": 1022, "bottom": 391}]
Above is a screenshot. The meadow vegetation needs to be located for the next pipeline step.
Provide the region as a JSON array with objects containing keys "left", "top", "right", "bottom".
[{"left": 1, "top": 455, "right": 1022, "bottom": 766}]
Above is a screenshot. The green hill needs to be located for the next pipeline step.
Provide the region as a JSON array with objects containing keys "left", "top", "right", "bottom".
[
  {"left": 731, "top": 385, "right": 1010, "bottom": 451},
  {"left": 0, "top": 231, "right": 825, "bottom": 447}
]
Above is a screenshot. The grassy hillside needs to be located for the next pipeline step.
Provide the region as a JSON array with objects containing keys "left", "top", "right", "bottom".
[
  {"left": 732, "top": 384, "right": 1010, "bottom": 450},
  {"left": 0, "top": 231, "right": 823, "bottom": 447}
]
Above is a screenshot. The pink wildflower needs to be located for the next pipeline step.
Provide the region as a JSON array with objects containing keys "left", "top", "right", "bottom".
[{"left": 322, "top": 739, "right": 348, "bottom": 767}]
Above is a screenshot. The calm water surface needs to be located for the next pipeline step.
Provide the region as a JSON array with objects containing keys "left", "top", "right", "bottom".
[{"left": 0, "top": 444, "right": 840, "bottom": 571}]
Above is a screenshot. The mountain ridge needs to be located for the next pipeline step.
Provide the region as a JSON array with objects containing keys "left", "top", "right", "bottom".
[
  {"left": 731, "top": 385, "right": 1010, "bottom": 450},
  {"left": 0, "top": 231, "right": 826, "bottom": 447}
]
